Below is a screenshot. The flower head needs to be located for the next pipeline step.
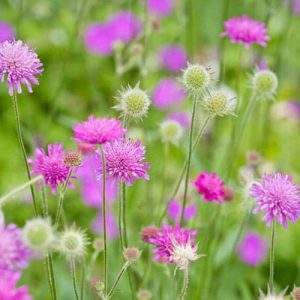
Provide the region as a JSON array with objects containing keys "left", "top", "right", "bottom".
[
  {"left": 153, "top": 78, "right": 186, "bottom": 110},
  {"left": 292, "top": 286, "right": 300, "bottom": 300},
  {"left": 259, "top": 286, "right": 288, "bottom": 300},
  {"left": 194, "top": 172, "right": 225, "bottom": 204},
  {"left": 73, "top": 115, "right": 127, "bottom": 145},
  {"left": 237, "top": 232, "right": 267, "bottom": 266},
  {"left": 0, "top": 216, "right": 31, "bottom": 277},
  {"left": 148, "top": 0, "right": 174, "bottom": 17},
  {"left": 64, "top": 149, "right": 82, "bottom": 167},
  {"left": 123, "top": 247, "right": 141, "bottom": 262},
  {"left": 159, "top": 45, "right": 187, "bottom": 72},
  {"left": 160, "top": 120, "right": 184, "bottom": 146},
  {"left": 99, "top": 138, "right": 150, "bottom": 185},
  {"left": 252, "top": 69, "right": 278, "bottom": 100},
  {"left": 0, "top": 22, "right": 15, "bottom": 43},
  {"left": 222, "top": 16, "right": 270, "bottom": 48},
  {"left": 250, "top": 173, "right": 300, "bottom": 228},
  {"left": 141, "top": 225, "right": 160, "bottom": 243},
  {"left": 28, "top": 143, "right": 73, "bottom": 194},
  {"left": 0, "top": 40, "right": 43, "bottom": 96}
]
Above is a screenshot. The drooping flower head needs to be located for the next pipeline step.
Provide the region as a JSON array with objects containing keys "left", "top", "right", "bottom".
[
  {"left": 148, "top": 0, "right": 175, "bottom": 17},
  {"left": 153, "top": 78, "right": 186, "bottom": 110},
  {"left": 73, "top": 115, "right": 127, "bottom": 145},
  {"left": 250, "top": 173, "right": 300, "bottom": 228},
  {"left": 159, "top": 45, "right": 187, "bottom": 72},
  {"left": 99, "top": 138, "right": 150, "bottom": 186},
  {"left": 0, "top": 22, "right": 15, "bottom": 43},
  {"left": 0, "top": 40, "right": 43, "bottom": 96},
  {"left": 194, "top": 172, "right": 225, "bottom": 204},
  {"left": 222, "top": 16, "right": 270, "bottom": 48},
  {"left": 28, "top": 143, "right": 73, "bottom": 194},
  {"left": 237, "top": 232, "right": 267, "bottom": 266},
  {"left": 168, "top": 200, "right": 196, "bottom": 223},
  {"left": 0, "top": 216, "right": 31, "bottom": 277}
]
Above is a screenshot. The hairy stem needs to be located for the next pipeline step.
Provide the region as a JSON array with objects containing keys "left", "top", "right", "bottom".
[
  {"left": 80, "top": 259, "right": 85, "bottom": 300},
  {"left": 71, "top": 259, "right": 80, "bottom": 300},
  {"left": 46, "top": 254, "right": 57, "bottom": 300},
  {"left": 178, "top": 269, "right": 189, "bottom": 300},
  {"left": 269, "top": 221, "right": 276, "bottom": 291}
]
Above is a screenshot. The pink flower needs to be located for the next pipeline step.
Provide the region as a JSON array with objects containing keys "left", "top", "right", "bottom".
[
  {"left": 285, "top": 0, "right": 300, "bottom": 15},
  {"left": 92, "top": 210, "right": 118, "bottom": 239},
  {"left": 0, "top": 216, "right": 31, "bottom": 278},
  {"left": 0, "top": 40, "right": 43, "bottom": 96},
  {"left": 166, "top": 112, "right": 190, "bottom": 129},
  {"left": 168, "top": 200, "right": 196, "bottom": 222},
  {"left": 148, "top": 224, "right": 198, "bottom": 264},
  {"left": 0, "top": 22, "right": 15, "bottom": 43},
  {"left": 159, "top": 45, "right": 188, "bottom": 72},
  {"left": 0, "top": 272, "right": 32, "bottom": 300},
  {"left": 153, "top": 78, "right": 186, "bottom": 110},
  {"left": 222, "top": 16, "right": 270, "bottom": 48},
  {"left": 147, "top": 0, "right": 175, "bottom": 17},
  {"left": 28, "top": 143, "right": 74, "bottom": 194},
  {"left": 237, "top": 232, "right": 267, "bottom": 266},
  {"left": 73, "top": 115, "right": 127, "bottom": 145},
  {"left": 193, "top": 172, "right": 224, "bottom": 204},
  {"left": 99, "top": 138, "right": 150, "bottom": 186},
  {"left": 250, "top": 173, "right": 300, "bottom": 228}
]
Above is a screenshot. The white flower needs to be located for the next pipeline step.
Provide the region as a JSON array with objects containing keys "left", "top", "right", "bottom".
[{"left": 259, "top": 286, "right": 288, "bottom": 300}]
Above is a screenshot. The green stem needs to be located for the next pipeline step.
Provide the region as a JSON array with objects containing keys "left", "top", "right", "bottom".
[
  {"left": 46, "top": 254, "right": 57, "bottom": 300},
  {"left": 180, "top": 97, "right": 198, "bottom": 225},
  {"left": 99, "top": 145, "right": 108, "bottom": 295},
  {"left": 12, "top": 92, "right": 38, "bottom": 215},
  {"left": 118, "top": 183, "right": 124, "bottom": 251},
  {"left": 121, "top": 181, "right": 128, "bottom": 247},
  {"left": 269, "top": 221, "right": 276, "bottom": 291},
  {"left": 178, "top": 269, "right": 189, "bottom": 300},
  {"left": 71, "top": 259, "right": 80, "bottom": 300},
  {"left": 80, "top": 259, "right": 85, "bottom": 300}
]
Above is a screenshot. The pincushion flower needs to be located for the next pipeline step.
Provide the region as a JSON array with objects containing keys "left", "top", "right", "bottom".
[
  {"left": 159, "top": 45, "right": 187, "bottom": 72},
  {"left": 222, "top": 16, "right": 270, "bottom": 48},
  {"left": 0, "top": 22, "right": 14, "bottom": 43},
  {"left": 148, "top": 0, "right": 175, "bottom": 17},
  {"left": 194, "top": 172, "right": 225, "bottom": 204},
  {"left": 73, "top": 115, "right": 127, "bottom": 145},
  {"left": 28, "top": 143, "right": 74, "bottom": 194},
  {"left": 98, "top": 138, "right": 150, "bottom": 185},
  {"left": 250, "top": 173, "right": 300, "bottom": 228},
  {"left": 0, "top": 216, "right": 31, "bottom": 277},
  {"left": 0, "top": 40, "right": 43, "bottom": 96},
  {"left": 237, "top": 232, "right": 267, "bottom": 266}
]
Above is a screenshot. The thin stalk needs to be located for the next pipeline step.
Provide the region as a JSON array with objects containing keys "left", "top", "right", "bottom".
[
  {"left": 46, "top": 254, "right": 57, "bottom": 300},
  {"left": 118, "top": 183, "right": 124, "bottom": 250},
  {"left": 180, "top": 97, "right": 198, "bottom": 225},
  {"left": 0, "top": 175, "right": 43, "bottom": 207},
  {"left": 107, "top": 262, "right": 130, "bottom": 298},
  {"left": 121, "top": 181, "right": 128, "bottom": 247},
  {"left": 55, "top": 167, "right": 73, "bottom": 226},
  {"left": 71, "top": 259, "right": 80, "bottom": 300},
  {"left": 99, "top": 145, "right": 108, "bottom": 295},
  {"left": 178, "top": 269, "right": 189, "bottom": 300},
  {"left": 11, "top": 92, "right": 37, "bottom": 215},
  {"left": 269, "top": 221, "right": 276, "bottom": 291},
  {"left": 80, "top": 259, "right": 85, "bottom": 300},
  {"left": 159, "top": 143, "right": 169, "bottom": 205}
]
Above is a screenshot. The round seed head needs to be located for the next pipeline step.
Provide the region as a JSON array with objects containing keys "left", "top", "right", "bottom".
[
  {"left": 252, "top": 70, "right": 278, "bottom": 99},
  {"left": 160, "top": 120, "right": 184, "bottom": 146}
]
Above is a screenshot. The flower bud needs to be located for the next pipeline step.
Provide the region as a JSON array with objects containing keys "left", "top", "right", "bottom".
[
  {"left": 64, "top": 149, "right": 82, "bottom": 167},
  {"left": 123, "top": 247, "right": 141, "bottom": 262},
  {"left": 93, "top": 238, "right": 104, "bottom": 251},
  {"left": 141, "top": 226, "right": 159, "bottom": 243},
  {"left": 137, "top": 289, "right": 152, "bottom": 300}
]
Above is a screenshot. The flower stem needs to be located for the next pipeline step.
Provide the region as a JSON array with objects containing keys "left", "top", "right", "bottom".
[
  {"left": 71, "top": 258, "right": 80, "bottom": 300},
  {"left": 178, "top": 269, "right": 189, "bottom": 300},
  {"left": 80, "top": 259, "right": 85, "bottom": 300},
  {"left": 118, "top": 183, "right": 124, "bottom": 251},
  {"left": 121, "top": 181, "right": 128, "bottom": 247},
  {"left": 269, "top": 221, "right": 276, "bottom": 291},
  {"left": 99, "top": 145, "right": 108, "bottom": 295},
  {"left": 180, "top": 97, "right": 198, "bottom": 225},
  {"left": 45, "top": 254, "right": 57, "bottom": 300},
  {"left": 11, "top": 92, "right": 38, "bottom": 215}
]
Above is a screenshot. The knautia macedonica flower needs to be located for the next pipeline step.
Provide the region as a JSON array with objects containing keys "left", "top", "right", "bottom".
[
  {"left": 250, "top": 173, "right": 300, "bottom": 228},
  {"left": 159, "top": 119, "right": 184, "bottom": 146},
  {"left": 0, "top": 272, "right": 32, "bottom": 300},
  {"left": 222, "top": 16, "right": 270, "bottom": 48},
  {"left": 28, "top": 143, "right": 74, "bottom": 194},
  {"left": 114, "top": 84, "right": 151, "bottom": 122},
  {"left": 141, "top": 225, "right": 160, "bottom": 243},
  {"left": 73, "top": 115, "right": 127, "bottom": 145},
  {"left": 251, "top": 69, "right": 278, "bottom": 100},
  {"left": 153, "top": 78, "right": 186, "bottom": 110},
  {"left": 159, "top": 45, "right": 187, "bottom": 72},
  {"left": 168, "top": 200, "right": 196, "bottom": 223},
  {"left": 148, "top": 224, "right": 201, "bottom": 270},
  {"left": 148, "top": 0, "right": 174, "bottom": 17},
  {"left": 99, "top": 138, "right": 150, "bottom": 185},
  {"left": 22, "top": 218, "right": 55, "bottom": 253},
  {"left": 0, "top": 22, "right": 15, "bottom": 43},
  {"left": 0, "top": 216, "right": 31, "bottom": 277},
  {"left": 202, "top": 89, "right": 237, "bottom": 117},
  {"left": 182, "top": 63, "right": 211, "bottom": 97},
  {"left": 237, "top": 232, "right": 267, "bottom": 266},
  {"left": 193, "top": 172, "right": 225, "bottom": 204},
  {"left": 0, "top": 40, "right": 43, "bottom": 96},
  {"left": 259, "top": 286, "right": 288, "bottom": 300}
]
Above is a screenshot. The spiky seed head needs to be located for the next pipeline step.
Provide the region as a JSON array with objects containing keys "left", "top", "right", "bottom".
[
  {"left": 123, "top": 247, "right": 141, "bottom": 262},
  {"left": 114, "top": 84, "right": 151, "bottom": 121},
  {"left": 22, "top": 218, "right": 55, "bottom": 253},
  {"left": 252, "top": 70, "right": 278, "bottom": 99},
  {"left": 137, "top": 289, "right": 152, "bottom": 300},
  {"left": 64, "top": 149, "right": 82, "bottom": 167},
  {"left": 160, "top": 120, "right": 184, "bottom": 146},
  {"left": 259, "top": 286, "right": 288, "bottom": 300}
]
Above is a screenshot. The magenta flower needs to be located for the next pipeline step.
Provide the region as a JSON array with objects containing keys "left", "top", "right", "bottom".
[
  {"left": 194, "top": 172, "right": 225, "bottom": 204},
  {"left": 0, "top": 22, "right": 15, "bottom": 43},
  {"left": 168, "top": 200, "right": 196, "bottom": 223},
  {"left": 237, "top": 232, "right": 267, "bottom": 266},
  {"left": 166, "top": 112, "right": 190, "bottom": 129},
  {"left": 73, "top": 115, "right": 127, "bottom": 145},
  {"left": 0, "top": 216, "right": 31, "bottom": 278},
  {"left": 0, "top": 272, "right": 32, "bottom": 300},
  {"left": 99, "top": 138, "right": 150, "bottom": 185},
  {"left": 147, "top": 0, "right": 174, "bottom": 17},
  {"left": 250, "top": 173, "right": 300, "bottom": 228},
  {"left": 0, "top": 40, "right": 43, "bottom": 96},
  {"left": 92, "top": 210, "right": 118, "bottom": 239},
  {"left": 153, "top": 78, "right": 186, "bottom": 110},
  {"left": 148, "top": 224, "right": 198, "bottom": 264},
  {"left": 222, "top": 16, "right": 270, "bottom": 48},
  {"left": 159, "top": 45, "right": 188, "bottom": 72},
  {"left": 28, "top": 143, "right": 73, "bottom": 194}
]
